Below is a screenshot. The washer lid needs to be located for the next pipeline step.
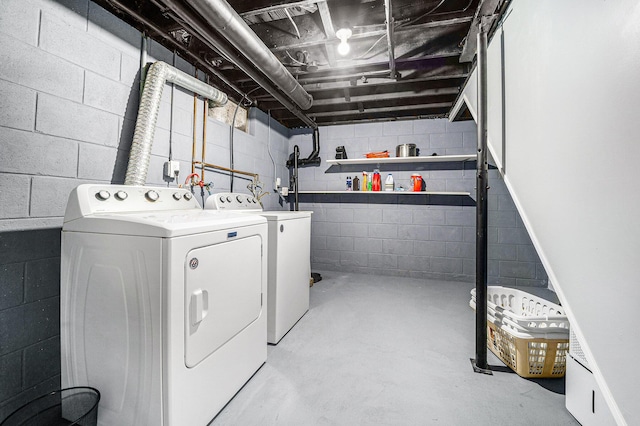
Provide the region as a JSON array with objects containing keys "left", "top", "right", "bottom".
[
  {"left": 259, "top": 211, "right": 312, "bottom": 221},
  {"left": 63, "top": 209, "right": 266, "bottom": 238}
]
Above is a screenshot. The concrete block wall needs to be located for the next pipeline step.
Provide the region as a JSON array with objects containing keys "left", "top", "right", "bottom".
[
  {"left": 0, "top": 0, "right": 288, "bottom": 417},
  {"left": 291, "top": 118, "right": 548, "bottom": 285}
]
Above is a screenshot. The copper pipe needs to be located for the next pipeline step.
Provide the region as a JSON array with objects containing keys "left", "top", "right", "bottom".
[
  {"left": 193, "top": 160, "right": 258, "bottom": 179},
  {"left": 202, "top": 80, "right": 208, "bottom": 182},
  {"left": 191, "top": 70, "right": 198, "bottom": 176}
]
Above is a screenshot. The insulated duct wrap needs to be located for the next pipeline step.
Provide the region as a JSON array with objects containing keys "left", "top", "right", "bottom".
[{"left": 124, "top": 61, "right": 227, "bottom": 186}]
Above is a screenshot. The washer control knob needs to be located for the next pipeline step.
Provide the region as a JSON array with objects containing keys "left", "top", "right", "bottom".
[
  {"left": 145, "top": 190, "right": 160, "bottom": 202},
  {"left": 114, "top": 191, "right": 128, "bottom": 201},
  {"left": 96, "top": 190, "right": 110, "bottom": 201},
  {"left": 236, "top": 195, "right": 244, "bottom": 203},
  {"left": 226, "top": 196, "right": 232, "bottom": 203},
  {"left": 173, "top": 192, "right": 182, "bottom": 201},
  {"left": 219, "top": 196, "right": 225, "bottom": 203},
  {"left": 183, "top": 192, "right": 193, "bottom": 201}
]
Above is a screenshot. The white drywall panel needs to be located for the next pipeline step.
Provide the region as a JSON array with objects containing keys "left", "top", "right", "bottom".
[{"left": 499, "top": 0, "right": 640, "bottom": 424}]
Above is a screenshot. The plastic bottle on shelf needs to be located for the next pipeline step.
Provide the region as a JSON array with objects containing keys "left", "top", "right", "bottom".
[
  {"left": 346, "top": 176, "right": 352, "bottom": 191},
  {"left": 385, "top": 173, "right": 394, "bottom": 191},
  {"left": 372, "top": 169, "right": 381, "bottom": 191},
  {"left": 362, "top": 171, "right": 368, "bottom": 192}
]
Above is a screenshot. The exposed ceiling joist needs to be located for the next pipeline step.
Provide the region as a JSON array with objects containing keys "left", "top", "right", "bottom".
[{"left": 92, "top": 0, "right": 483, "bottom": 127}]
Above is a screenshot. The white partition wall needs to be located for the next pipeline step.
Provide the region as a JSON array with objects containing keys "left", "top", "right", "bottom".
[{"left": 465, "top": 1, "right": 640, "bottom": 424}]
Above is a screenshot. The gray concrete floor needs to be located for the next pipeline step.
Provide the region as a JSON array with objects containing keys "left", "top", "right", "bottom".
[{"left": 211, "top": 271, "right": 579, "bottom": 425}]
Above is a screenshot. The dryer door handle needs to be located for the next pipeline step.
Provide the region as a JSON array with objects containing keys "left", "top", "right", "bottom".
[{"left": 190, "top": 289, "right": 209, "bottom": 326}]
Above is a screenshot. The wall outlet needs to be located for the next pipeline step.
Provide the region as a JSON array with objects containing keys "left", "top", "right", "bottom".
[{"left": 164, "top": 161, "right": 180, "bottom": 179}]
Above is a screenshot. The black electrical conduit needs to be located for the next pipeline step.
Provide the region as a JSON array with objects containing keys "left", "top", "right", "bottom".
[{"left": 158, "top": 0, "right": 317, "bottom": 130}]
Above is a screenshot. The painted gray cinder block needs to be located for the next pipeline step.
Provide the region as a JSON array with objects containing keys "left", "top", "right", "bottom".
[
  {"left": 413, "top": 118, "right": 447, "bottom": 134},
  {"left": 382, "top": 208, "right": 413, "bottom": 224},
  {"left": 326, "top": 236, "right": 354, "bottom": 252},
  {"left": 412, "top": 208, "right": 446, "bottom": 225},
  {"left": 0, "top": 175, "right": 30, "bottom": 219},
  {"left": 340, "top": 222, "right": 368, "bottom": 238},
  {"left": 36, "top": 93, "right": 120, "bottom": 147},
  {"left": 383, "top": 120, "right": 413, "bottom": 136},
  {"left": 39, "top": 12, "right": 121, "bottom": 80},
  {"left": 340, "top": 251, "right": 368, "bottom": 267},
  {"left": 499, "top": 261, "right": 536, "bottom": 279},
  {"left": 369, "top": 253, "right": 397, "bottom": 269},
  {"left": 0, "top": 262, "right": 24, "bottom": 310},
  {"left": 24, "top": 257, "right": 59, "bottom": 303},
  {"left": 0, "top": 34, "right": 84, "bottom": 103},
  {"left": 0, "top": 128, "right": 78, "bottom": 178},
  {"left": 414, "top": 240, "right": 446, "bottom": 257},
  {"left": 0, "top": 0, "right": 41, "bottom": 46},
  {"left": 368, "top": 223, "right": 398, "bottom": 239},
  {"left": 430, "top": 132, "right": 463, "bottom": 149},
  {"left": 0, "top": 78, "right": 37, "bottom": 131},
  {"left": 0, "top": 352, "right": 22, "bottom": 401},
  {"left": 30, "top": 176, "right": 81, "bottom": 218},
  {"left": 397, "top": 224, "right": 429, "bottom": 241},
  {"left": 430, "top": 257, "right": 463, "bottom": 274},
  {"left": 354, "top": 237, "right": 382, "bottom": 253},
  {"left": 430, "top": 225, "right": 463, "bottom": 242},
  {"left": 32, "top": 0, "right": 90, "bottom": 30},
  {"left": 77, "top": 144, "right": 119, "bottom": 181},
  {"left": 84, "top": 71, "right": 138, "bottom": 117},
  {"left": 398, "top": 255, "right": 431, "bottom": 272},
  {"left": 497, "top": 227, "right": 533, "bottom": 245},
  {"left": 382, "top": 239, "right": 414, "bottom": 255},
  {"left": 87, "top": 1, "right": 142, "bottom": 59},
  {"left": 445, "top": 241, "right": 475, "bottom": 259},
  {"left": 22, "top": 336, "right": 60, "bottom": 389}
]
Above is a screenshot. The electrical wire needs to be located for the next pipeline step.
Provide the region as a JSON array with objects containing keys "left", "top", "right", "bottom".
[
  {"left": 286, "top": 50, "right": 307, "bottom": 66},
  {"left": 284, "top": 8, "right": 301, "bottom": 39}
]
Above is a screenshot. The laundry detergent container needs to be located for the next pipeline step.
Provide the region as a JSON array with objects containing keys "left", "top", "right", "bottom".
[{"left": 1, "top": 387, "right": 100, "bottom": 426}]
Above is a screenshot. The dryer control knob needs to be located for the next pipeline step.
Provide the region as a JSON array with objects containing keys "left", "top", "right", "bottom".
[
  {"left": 96, "top": 190, "right": 110, "bottom": 201},
  {"left": 236, "top": 195, "right": 244, "bottom": 203},
  {"left": 226, "top": 196, "right": 232, "bottom": 203},
  {"left": 145, "top": 190, "right": 160, "bottom": 202},
  {"left": 173, "top": 192, "right": 182, "bottom": 200},
  {"left": 115, "top": 191, "right": 128, "bottom": 201},
  {"left": 219, "top": 196, "right": 225, "bottom": 203},
  {"left": 183, "top": 192, "right": 193, "bottom": 201}
]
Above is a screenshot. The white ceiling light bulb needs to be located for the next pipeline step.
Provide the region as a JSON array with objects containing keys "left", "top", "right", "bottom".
[{"left": 336, "top": 28, "right": 352, "bottom": 56}]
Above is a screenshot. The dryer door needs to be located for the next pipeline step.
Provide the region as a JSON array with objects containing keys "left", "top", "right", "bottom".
[{"left": 184, "top": 235, "right": 262, "bottom": 368}]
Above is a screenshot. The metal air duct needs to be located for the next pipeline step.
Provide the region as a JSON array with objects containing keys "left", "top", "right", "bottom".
[
  {"left": 183, "top": 0, "right": 313, "bottom": 112},
  {"left": 125, "top": 61, "right": 228, "bottom": 186}
]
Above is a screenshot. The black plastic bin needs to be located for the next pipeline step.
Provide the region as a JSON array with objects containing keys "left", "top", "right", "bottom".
[{"left": 1, "top": 387, "right": 100, "bottom": 426}]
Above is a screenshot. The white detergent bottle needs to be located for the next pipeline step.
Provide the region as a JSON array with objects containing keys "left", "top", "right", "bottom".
[{"left": 385, "top": 173, "right": 394, "bottom": 191}]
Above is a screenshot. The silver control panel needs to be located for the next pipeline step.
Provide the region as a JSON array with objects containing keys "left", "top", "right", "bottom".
[{"left": 204, "top": 192, "right": 262, "bottom": 211}]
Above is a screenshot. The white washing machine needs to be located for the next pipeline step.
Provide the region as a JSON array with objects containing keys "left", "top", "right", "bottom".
[
  {"left": 61, "top": 184, "right": 268, "bottom": 426},
  {"left": 205, "top": 193, "right": 311, "bottom": 344}
]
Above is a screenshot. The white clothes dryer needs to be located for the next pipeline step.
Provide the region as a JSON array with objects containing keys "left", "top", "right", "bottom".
[
  {"left": 205, "top": 193, "right": 311, "bottom": 344},
  {"left": 61, "top": 184, "right": 268, "bottom": 426}
]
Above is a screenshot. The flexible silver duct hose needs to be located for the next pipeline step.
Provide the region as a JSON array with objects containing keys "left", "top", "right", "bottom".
[
  {"left": 184, "top": 0, "right": 313, "bottom": 111},
  {"left": 124, "top": 61, "right": 227, "bottom": 186}
]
